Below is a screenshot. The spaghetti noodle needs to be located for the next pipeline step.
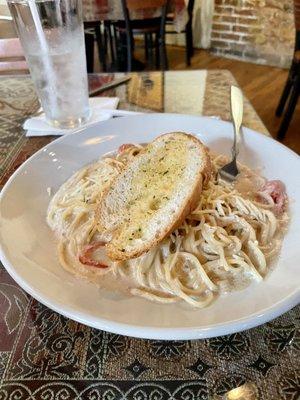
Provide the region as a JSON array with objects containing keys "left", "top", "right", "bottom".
[{"left": 47, "top": 145, "right": 288, "bottom": 308}]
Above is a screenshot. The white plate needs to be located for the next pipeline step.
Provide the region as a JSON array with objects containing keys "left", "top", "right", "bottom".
[{"left": 1, "top": 114, "right": 299, "bottom": 340}]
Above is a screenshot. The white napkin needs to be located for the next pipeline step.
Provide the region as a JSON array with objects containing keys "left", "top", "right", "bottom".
[{"left": 24, "top": 97, "right": 119, "bottom": 137}]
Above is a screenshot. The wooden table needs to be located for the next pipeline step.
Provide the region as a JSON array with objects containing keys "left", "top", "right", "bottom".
[
  {"left": 0, "top": 71, "right": 299, "bottom": 400},
  {"left": 82, "top": 0, "right": 188, "bottom": 32}
]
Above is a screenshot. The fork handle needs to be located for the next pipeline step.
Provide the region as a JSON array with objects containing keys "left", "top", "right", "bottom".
[{"left": 230, "top": 86, "right": 243, "bottom": 159}]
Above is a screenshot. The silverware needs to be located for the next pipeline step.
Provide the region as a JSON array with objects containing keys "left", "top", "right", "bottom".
[
  {"left": 218, "top": 85, "right": 244, "bottom": 182},
  {"left": 33, "top": 76, "right": 132, "bottom": 116},
  {"left": 89, "top": 76, "right": 131, "bottom": 97}
]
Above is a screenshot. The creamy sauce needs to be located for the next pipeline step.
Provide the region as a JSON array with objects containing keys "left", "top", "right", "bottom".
[{"left": 47, "top": 149, "right": 289, "bottom": 307}]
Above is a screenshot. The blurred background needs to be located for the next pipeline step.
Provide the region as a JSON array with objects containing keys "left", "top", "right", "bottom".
[{"left": 1, "top": 0, "right": 299, "bottom": 152}]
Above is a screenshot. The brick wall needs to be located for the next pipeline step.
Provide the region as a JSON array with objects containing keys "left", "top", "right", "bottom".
[{"left": 211, "top": 0, "right": 295, "bottom": 67}]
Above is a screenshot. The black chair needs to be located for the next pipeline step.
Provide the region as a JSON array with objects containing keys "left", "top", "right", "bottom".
[
  {"left": 84, "top": 29, "right": 95, "bottom": 73},
  {"left": 275, "top": 0, "right": 300, "bottom": 140},
  {"left": 114, "top": 0, "right": 169, "bottom": 72},
  {"left": 165, "top": 0, "right": 195, "bottom": 66},
  {"left": 84, "top": 22, "right": 107, "bottom": 72}
]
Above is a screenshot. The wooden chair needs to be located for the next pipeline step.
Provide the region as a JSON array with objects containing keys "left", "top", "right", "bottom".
[
  {"left": 84, "top": 20, "right": 114, "bottom": 72},
  {"left": 84, "top": 28, "right": 95, "bottom": 73},
  {"left": 166, "top": 0, "right": 195, "bottom": 66},
  {"left": 115, "top": 0, "right": 169, "bottom": 72},
  {"left": 275, "top": 0, "right": 300, "bottom": 139},
  {"left": 0, "top": 37, "right": 27, "bottom": 74}
]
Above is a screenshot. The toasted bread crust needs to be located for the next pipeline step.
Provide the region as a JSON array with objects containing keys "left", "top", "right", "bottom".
[{"left": 98, "top": 132, "right": 212, "bottom": 261}]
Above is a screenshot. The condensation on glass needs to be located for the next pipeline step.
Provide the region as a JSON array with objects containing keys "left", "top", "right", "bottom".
[{"left": 8, "top": 0, "right": 90, "bottom": 128}]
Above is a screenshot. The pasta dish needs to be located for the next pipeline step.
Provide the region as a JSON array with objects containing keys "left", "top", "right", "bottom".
[{"left": 47, "top": 135, "right": 289, "bottom": 309}]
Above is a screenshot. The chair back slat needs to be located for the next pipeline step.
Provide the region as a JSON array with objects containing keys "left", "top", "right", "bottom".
[
  {"left": 295, "top": 0, "right": 300, "bottom": 31},
  {"left": 120, "top": 0, "right": 169, "bottom": 71},
  {"left": 0, "top": 38, "right": 27, "bottom": 73},
  {"left": 0, "top": 60, "right": 27, "bottom": 72},
  {"left": 125, "top": 0, "right": 168, "bottom": 11},
  {"left": 0, "top": 38, "right": 23, "bottom": 58}
]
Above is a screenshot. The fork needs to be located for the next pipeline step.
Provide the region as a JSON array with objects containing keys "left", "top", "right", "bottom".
[{"left": 218, "top": 85, "right": 244, "bottom": 182}]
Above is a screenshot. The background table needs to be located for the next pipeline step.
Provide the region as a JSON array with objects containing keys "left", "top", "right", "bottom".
[
  {"left": 0, "top": 71, "right": 299, "bottom": 400},
  {"left": 82, "top": 0, "right": 188, "bottom": 32}
]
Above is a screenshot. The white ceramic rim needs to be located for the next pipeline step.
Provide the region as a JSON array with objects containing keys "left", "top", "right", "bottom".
[{"left": 0, "top": 114, "right": 299, "bottom": 340}]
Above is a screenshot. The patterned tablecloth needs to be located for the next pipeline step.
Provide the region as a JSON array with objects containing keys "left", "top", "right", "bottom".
[{"left": 0, "top": 71, "right": 299, "bottom": 400}]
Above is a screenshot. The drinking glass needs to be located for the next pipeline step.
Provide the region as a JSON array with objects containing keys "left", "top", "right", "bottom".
[{"left": 8, "top": 0, "right": 90, "bottom": 128}]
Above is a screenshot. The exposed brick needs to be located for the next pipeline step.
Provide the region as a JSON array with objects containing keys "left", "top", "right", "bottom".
[
  {"left": 236, "top": 16, "right": 259, "bottom": 25},
  {"left": 211, "top": 0, "right": 294, "bottom": 68},
  {"left": 218, "top": 15, "right": 238, "bottom": 23},
  {"left": 232, "top": 24, "right": 258, "bottom": 33},
  {"left": 211, "top": 39, "right": 248, "bottom": 51},
  {"left": 233, "top": 13, "right": 257, "bottom": 19},
  {"left": 232, "top": 24, "right": 249, "bottom": 33},
  {"left": 238, "top": 34, "right": 254, "bottom": 42},
  {"left": 222, "top": 0, "right": 239, "bottom": 5},
  {"left": 211, "top": 32, "right": 242, "bottom": 41},
  {"left": 241, "top": 0, "right": 257, "bottom": 6},
  {"left": 210, "top": 39, "right": 230, "bottom": 48},
  {"left": 225, "top": 49, "right": 244, "bottom": 57},
  {"left": 214, "top": 5, "right": 234, "bottom": 14},
  {"left": 230, "top": 42, "right": 248, "bottom": 52},
  {"left": 224, "top": 0, "right": 254, "bottom": 5},
  {"left": 213, "top": 15, "right": 224, "bottom": 23},
  {"left": 210, "top": 48, "right": 243, "bottom": 59},
  {"left": 234, "top": 8, "right": 255, "bottom": 16},
  {"left": 212, "top": 43, "right": 247, "bottom": 53},
  {"left": 212, "top": 23, "right": 232, "bottom": 31}
]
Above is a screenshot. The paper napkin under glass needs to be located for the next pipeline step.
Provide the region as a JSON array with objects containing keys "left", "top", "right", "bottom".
[{"left": 24, "top": 97, "right": 119, "bottom": 137}]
